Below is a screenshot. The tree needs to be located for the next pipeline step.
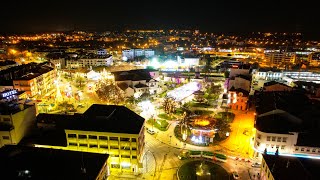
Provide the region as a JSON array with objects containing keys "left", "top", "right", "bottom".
[
  {"left": 215, "top": 118, "right": 231, "bottom": 139},
  {"left": 57, "top": 101, "right": 76, "bottom": 114},
  {"left": 75, "top": 75, "right": 86, "bottom": 88},
  {"left": 162, "top": 96, "right": 176, "bottom": 114},
  {"left": 95, "top": 69, "right": 125, "bottom": 104}
]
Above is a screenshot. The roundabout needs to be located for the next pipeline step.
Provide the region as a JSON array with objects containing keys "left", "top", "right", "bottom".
[{"left": 177, "top": 160, "right": 229, "bottom": 180}]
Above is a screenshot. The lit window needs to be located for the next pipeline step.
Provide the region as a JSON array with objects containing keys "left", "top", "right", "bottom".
[
  {"left": 267, "top": 136, "right": 271, "bottom": 141},
  {"left": 282, "top": 137, "right": 287, "bottom": 143},
  {"left": 277, "top": 137, "right": 281, "bottom": 142},
  {"left": 281, "top": 145, "right": 285, "bottom": 150}
]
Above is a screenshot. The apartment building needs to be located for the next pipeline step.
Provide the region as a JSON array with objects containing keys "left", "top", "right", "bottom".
[
  {"left": 13, "top": 65, "right": 56, "bottom": 98},
  {"left": 34, "top": 104, "right": 145, "bottom": 173},
  {"left": 0, "top": 100, "right": 37, "bottom": 147}
]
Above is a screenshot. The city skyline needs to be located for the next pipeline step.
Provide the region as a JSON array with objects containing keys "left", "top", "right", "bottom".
[{"left": 1, "top": 1, "right": 319, "bottom": 35}]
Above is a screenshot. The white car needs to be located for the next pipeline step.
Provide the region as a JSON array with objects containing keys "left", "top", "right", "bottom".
[
  {"left": 146, "top": 128, "right": 155, "bottom": 135},
  {"left": 251, "top": 162, "right": 261, "bottom": 168}
]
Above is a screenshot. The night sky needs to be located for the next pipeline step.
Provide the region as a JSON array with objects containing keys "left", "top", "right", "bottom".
[{"left": 1, "top": 1, "right": 318, "bottom": 33}]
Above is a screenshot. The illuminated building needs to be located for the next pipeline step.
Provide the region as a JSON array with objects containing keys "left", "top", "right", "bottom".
[
  {"left": 253, "top": 92, "right": 320, "bottom": 159},
  {"left": 122, "top": 49, "right": 155, "bottom": 60},
  {"left": 0, "top": 97, "right": 37, "bottom": 147},
  {"left": 228, "top": 88, "right": 248, "bottom": 111},
  {"left": 32, "top": 104, "right": 145, "bottom": 173},
  {"left": 65, "top": 55, "right": 113, "bottom": 69},
  {"left": 12, "top": 65, "right": 56, "bottom": 98},
  {"left": 265, "top": 52, "right": 296, "bottom": 66},
  {"left": 228, "top": 75, "right": 251, "bottom": 92},
  {"left": 0, "top": 145, "right": 110, "bottom": 180},
  {"left": 112, "top": 69, "right": 160, "bottom": 95},
  {"left": 308, "top": 52, "right": 320, "bottom": 67},
  {"left": 188, "top": 116, "right": 216, "bottom": 144}
]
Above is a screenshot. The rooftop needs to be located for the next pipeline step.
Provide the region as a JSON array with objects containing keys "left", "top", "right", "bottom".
[
  {"left": 256, "top": 109, "right": 302, "bottom": 134},
  {"left": 37, "top": 104, "right": 145, "bottom": 135},
  {"left": 296, "top": 132, "right": 320, "bottom": 148},
  {"left": 0, "top": 102, "right": 34, "bottom": 115},
  {"left": 0, "top": 145, "right": 108, "bottom": 180},
  {"left": 254, "top": 91, "right": 311, "bottom": 116},
  {"left": 112, "top": 69, "right": 152, "bottom": 81},
  {"left": 262, "top": 154, "right": 320, "bottom": 180},
  {"left": 264, "top": 81, "right": 292, "bottom": 88}
]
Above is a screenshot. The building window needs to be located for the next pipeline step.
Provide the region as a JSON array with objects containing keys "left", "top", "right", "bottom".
[
  {"left": 89, "top": 135, "right": 97, "bottom": 139},
  {"left": 307, "top": 149, "right": 310, "bottom": 152},
  {"left": 78, "top": 135, "right": 87, "bottom": 139},
  {"left": 301, "top": 148, "right": 305, "bottom": 152},
  {"left": 271, "top": 145, "right": 274, "bottom": 148},
  {"left": 89, "top": 144, "right": 98, "bottom": 148},
  {"left": 282, "top": 137, "right": 287, "bottom": 143},
  {"left": 110, "top": 146, "right": 118, "bottom": 149},
  {"left": 68, "top": 134, "right": 76, "bottom": 138},
  {"left": 79, "top": 144, "right": 87, "bottom": 147},
  {"left": 2, "top": 136, "right": 9, "bottom": 140},
  {"left": 256, "top": 142, "right": 260, "bottom": 147},
  {"left": 110, "top": 154, "right": 119, "bottom": 157},
  {"left": 267, "top": 136, "right": 271, "bottom": 141},
  {"left": 120, "top": 137, "right": 130, "bottom": 142},
  {"left": 132, "top": 156, "right": 137, "bottom": 159},
  {"left": 99, "top": 136, "right": 108, "bottom": 140},
  {"left": 69, "top": 143, "right": 77, "bottom": 146},
  {"left": 257, "top": 134, "right": 261, "bottom": 139},
  {"left": 266, "top": 144, "right": 269, "bottom": 147},
  {"left": 277, "top": 137, "right": 281, "bottom": 142},
  {"left": 100, "top": 145, "right": 108, "bottom": 149},
  {"left": 110, "top": 137, "right": 118, "bottom": 141},
  {"left": 295, "top": 147, "right": 299, "bottom": 151},
  {"left": 272, "top": 137, "right": 276, "bottom": 141},
  {"left": 131, "top": 138, "right": 137, "bottom": 142},
  {"left": 132, "top": 147, "right": 137, "bottom": 150},
  {"left": 111, "top": 164, "right": 120, "bottom": 169},
  {"left": 276, "top": 145, "right": 279, "bottom": 149},
  {"left": 121, "top": 155, "right": 130, "bottom": 158},
  {"left": 281, "top": 145, "right": 285, "bottom": 150},
  {"left": 312, "top": 149, "right": 316, "bottom": 153}
]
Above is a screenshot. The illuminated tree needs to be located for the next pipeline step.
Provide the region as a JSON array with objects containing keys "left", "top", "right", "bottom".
[
  {"left": 162, "top": 96, "right": 176, "bottom": 114},
  {"left": 95, "top": 69, "right": 125, "bottom": 104},
  {"left": 75, "top": 75, "right": 86, "bottom": 88}
]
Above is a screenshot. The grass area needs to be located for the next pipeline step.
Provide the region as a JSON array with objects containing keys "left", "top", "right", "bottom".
[
  {"left": 188, "top": 101, "right": 211, "bottom": 108},
  {"left": 214, "top": 112, "right": 235, "bottom": 123},
  {"left": 158, "top": 113, "right": 174, "bottom": 120},
  {"left": 193, "top": 110, "right": 214, "bottom": 116},
  {"left": 158, "top": 91, "right": 167, "bottom": 98},
  {"left": 178, "top": 160, "right": 229, "bottom": 180},
  {"left": 147, "top": 119, "right": 169, "bottom": 131},
  {"left": 175, "top": 108, "right": 184, "bottom": 115}
]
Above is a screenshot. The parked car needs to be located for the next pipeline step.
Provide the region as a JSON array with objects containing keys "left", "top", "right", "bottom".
[
  {"left": 146, "top": 128, "right": 155, "bottom": 135},
  {"left": 232, "top": 171, "right": 239, "bottom": 179},
  {"left": 251, "top": 162, "right": 261, "bottom": 168}
]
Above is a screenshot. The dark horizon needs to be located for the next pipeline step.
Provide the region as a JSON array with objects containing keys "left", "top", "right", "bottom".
[{"left": 1, "top": 1, "right": 319, "bottom": 38}]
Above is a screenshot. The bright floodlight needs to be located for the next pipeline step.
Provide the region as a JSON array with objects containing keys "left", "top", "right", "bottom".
[
  {"left": 151, "top": 58, "right": 160, "bottom": 69},
  {"left": 138, "top": 100, "right": 156, "bottom": 119}
]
